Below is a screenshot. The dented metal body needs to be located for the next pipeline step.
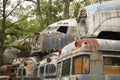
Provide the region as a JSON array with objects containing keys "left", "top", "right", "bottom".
[
  {"left": 32, "top": 52, "right": 59, "bottom": 80},
  {"left": 56, "top": 38, "right": 120, "bottom": 80},
  {"left": 15, "top": 57, "right": 39, "bottom": 80},
  {"left": 30, "top": 19, "right": 77, "bottom": 53},
  {"left": 77, "top": 0, "right": 120, "bottom": 38},
  {"left": 3, "top": 47, "right": 20, "bottom": 64},
  {"left": 15, "top": 52, "right": 59, "bottom": 80}
]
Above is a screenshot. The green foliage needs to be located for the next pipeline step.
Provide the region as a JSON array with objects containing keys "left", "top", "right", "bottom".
[{"left": 5, "top": 18, "right": 39, "bottom": 46}]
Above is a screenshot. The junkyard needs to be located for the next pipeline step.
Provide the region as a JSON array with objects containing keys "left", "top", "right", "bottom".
[{"left": 0, "top": 0, "right": 120, "bottom": 80}]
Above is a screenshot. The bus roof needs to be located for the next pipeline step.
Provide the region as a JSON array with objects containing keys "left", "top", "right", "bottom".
[
  {"left": 59, "top": 38, "right": 120, "bottom": 60},
  {"left": 85, "top": 0, "right": 120, "bottom": 12},
  {"left": 40, "top": 52, "right": 59, "bottom": 65}
]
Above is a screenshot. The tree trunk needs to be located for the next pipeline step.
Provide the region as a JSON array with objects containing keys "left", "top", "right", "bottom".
[
  {"left": 63, "top": 0, "right": 70, "bottom": 19},
  {"left": 0, "top": 0, "right": 6, "bottom": 66},
  {"left": 48, "top": 0, "right": 52, "bottom": 25},
  {"left": 37, "top": 0, "right": 44, "bottom": 31}
]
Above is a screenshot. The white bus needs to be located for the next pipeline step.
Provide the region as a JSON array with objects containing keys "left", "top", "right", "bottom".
[
  {"left": 32, "top": 52, "right": 59, "bottom": 80},
  {"left": 56, "top": 38, "right": 120, "bottom": 80}
]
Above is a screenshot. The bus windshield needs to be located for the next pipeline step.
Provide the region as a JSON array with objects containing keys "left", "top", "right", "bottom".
[{"left": 73, "top": 55, "right": 90, "bottom": 74}]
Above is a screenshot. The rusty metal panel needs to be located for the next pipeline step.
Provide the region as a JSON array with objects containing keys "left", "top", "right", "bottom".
[{"left": 97, "top": 39, "right": 120, "bottom": 51}]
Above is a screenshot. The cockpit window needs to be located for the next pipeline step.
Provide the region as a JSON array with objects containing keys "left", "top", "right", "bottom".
[{"left": 57, "top": 26, "right": 68, "bottom": 33}]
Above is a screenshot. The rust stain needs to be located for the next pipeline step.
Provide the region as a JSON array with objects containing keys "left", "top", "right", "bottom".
[
  {"left": 75, "top": 38, "right": 98, "bottom": 50},
  {"left": 75, "top": 38, "right": 99, "bottom": 67}
]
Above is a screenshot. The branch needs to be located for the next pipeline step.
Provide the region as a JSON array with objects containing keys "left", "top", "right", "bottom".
[
  {"left": 6, "top": 0, "right": 21, "bottom": 18},
  {"left": 0, "top": 10, "right": 2, "bottom": 16},
  {"left": 7, "top": 14, "right": 30, "bottom": 28},
  {"left": 25, "top": 0, "right": 37, "bottom": 4}
]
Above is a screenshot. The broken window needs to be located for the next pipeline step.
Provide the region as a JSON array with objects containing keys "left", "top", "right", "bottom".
[{"left": 57, "top": 26, "right": 68, "bottom": 33}]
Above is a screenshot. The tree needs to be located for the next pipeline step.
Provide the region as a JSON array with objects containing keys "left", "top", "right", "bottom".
[
  {"left": 48, "top": 0, "right": 52, "bottom": 25},
  {"left": 0, "top": 0, "right": 6, "bottom": 66},
  {"left": 0, "top": 0, "right": 32, "bottom": 65},
  {"left": 25, "top": 0, "right": 44, "bottom": 31},
  {"left": 36, "top": 0, "right": 44, "bottom": 31},
  {"left": 63, "top": 0, "right": 70, "bottom": 19}
]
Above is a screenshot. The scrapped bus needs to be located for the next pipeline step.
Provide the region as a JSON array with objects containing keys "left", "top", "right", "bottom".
[
  {"left": 56, "top": 38, "right": 120, "bottom": 80},
  {"left": 76, "top": 0, "right": 120, "bottom": 39},
  {"left": 32, "top": 52, "right": 59, "bottom": 80},
  {"left": 15, "top": 57, "right": 38, "bottom": 80},
  {"left": 56, "top": 1, "right": 120, "bottom": 80},
  {"left": 16, "top": 67, "right": 26, "bottom": 80}
]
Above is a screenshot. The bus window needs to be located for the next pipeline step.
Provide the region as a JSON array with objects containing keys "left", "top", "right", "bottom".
[
  {"left": 40, "top": 66, "right": 45, "bottom": 79},
  {"left": 33, "top": 68, "right": 38, "bottom": 77},
  {"left": 46, "top": 64, "right": 56, "bottom": 74},
  {"left": 104, "top": 57, "right": 120, "bottom": 66},
  {"left": 73, "top": 55, "right": 90, "bottom": 74},
  {"left": 62, "top": 58, "right": 71, "bottom": 76},
  {"left": 104, "top": 57, "right": 120, "bottom": 74},
  {"left": 17, "top": 68, "right": 22, "bottom": 76},
  {"left": 23, "top": 68, "right": 26, "bottom": 76},
  {"left": 40, "top": 66, "right": 44, "bottom": 74},
  {"left": 57, "top": 62, "right": 61, "bottom": 78}
]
